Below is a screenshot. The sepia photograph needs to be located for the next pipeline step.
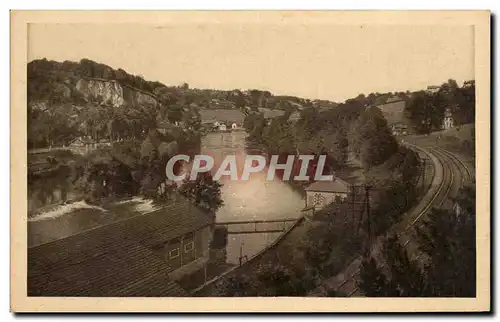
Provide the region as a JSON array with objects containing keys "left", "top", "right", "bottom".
[{"left": 10, "top": 10, "right": 490, "bottom": 312}]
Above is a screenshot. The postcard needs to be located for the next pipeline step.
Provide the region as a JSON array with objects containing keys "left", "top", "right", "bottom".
[{"left": 10, "top": 10, "right": 490, "bottom": 312}]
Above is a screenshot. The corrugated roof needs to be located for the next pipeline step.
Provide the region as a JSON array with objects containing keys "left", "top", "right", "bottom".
[
  {"left": 28, "top": 199, "right": 212, "bottom": 297},
  {"left": 305, "top": 179, "right": 351, "bottom": 193}
]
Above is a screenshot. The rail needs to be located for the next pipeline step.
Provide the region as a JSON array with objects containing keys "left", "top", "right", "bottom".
[
  {"left": 344, "top": 145, "right": 468, "bottom": 297},
  {"left": 321, "top": 143, "right": 443, "bottom": 297}
]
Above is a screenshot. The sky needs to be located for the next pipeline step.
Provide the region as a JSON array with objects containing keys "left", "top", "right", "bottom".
[{"left": 28, "top": 23, "right": 474, "bottom": 102}]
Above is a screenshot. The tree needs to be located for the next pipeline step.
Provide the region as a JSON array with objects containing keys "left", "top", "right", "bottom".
[
  {"left": 352, "top": 106, "right": 398, "bottom": 169},
  {"left": 359, "top": 186, "right": 476, "bottom": 297},
  {"left": 415, "top": 185, "right": 476, "bottom": 296},
  {"left": 358, "top": 256, "right": 391, "bottom": 297},
  {"left": 213, "top": 274, "right": 257, "bottom": 297},
  {"left": 179, "top": 172, "right": 224, "bottom": 213}
]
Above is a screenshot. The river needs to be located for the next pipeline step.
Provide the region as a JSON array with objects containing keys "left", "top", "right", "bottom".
[
  {"left": 201, "top": 131, "right": 305, "bottom": 264},
  {"left": 28, "top": 131, "right": 305, "bottom": 264}
]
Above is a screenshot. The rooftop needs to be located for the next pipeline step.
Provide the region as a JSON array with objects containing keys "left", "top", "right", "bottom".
[
  {"left": 28, "top": 199, "right": 213, "bottom": 297},
  {"left": 376, "top": 99, "right": 407, "bottom": 125},
  {"left": 305, "top": 178, "right": 351, "bottom": 193}
]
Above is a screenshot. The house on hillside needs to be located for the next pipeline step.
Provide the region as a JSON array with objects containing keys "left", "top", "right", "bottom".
[
  {"left": 390, "top": 122, "right": 409, "bottom": 136},
  {"left": 304, "top": 178, "right": 351, "bottom": 211},
  {"left": 28, "top": 199, "right": 215, "bottom": 296},
  {"left": 288, "top": 111, "right": 302, "bottom": 123},
  {"left": 426, "top": 85, "right": 440, "bottom": 94},
  {"left": 68, "top": 136, "right": 95, "bottom": 154},
  {"left": 463, "top": 80, "right": 475, "bottom": 88},
  {"left": 157, "top": 120, "right": 175, "bottom": 135},
  {"left": 442, "top": 107, "right": 455, "bottom": 130},
  {"left": 375, "top": 97, "right": 410, "bottom": 135},
  {"left": 69, "top": 136, "right": 94, "bottom": 148},
  {"left": 96, "top": 138, "right": 112, "bottom": 148}
]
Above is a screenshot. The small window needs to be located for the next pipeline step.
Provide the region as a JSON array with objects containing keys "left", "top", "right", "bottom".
[
  {"left": 184, "top": 242, "right": 194, "bottom": 253},
  {"left": 169, "top": 248, "right": 179, "bottom": 259}
]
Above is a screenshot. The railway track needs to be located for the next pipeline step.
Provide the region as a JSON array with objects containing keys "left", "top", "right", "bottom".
[
  {"left": 432, "top": 146, "right": 473, "bottom": 185},
  {"left": 316, "top": 144, "right": 471, "bottom": 297}
]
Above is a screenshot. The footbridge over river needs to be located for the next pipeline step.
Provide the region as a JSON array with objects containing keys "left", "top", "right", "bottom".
[{"left": 216, "top": 218, "right": 298, "bottom": 234}]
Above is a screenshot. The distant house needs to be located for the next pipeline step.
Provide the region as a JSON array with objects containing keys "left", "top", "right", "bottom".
[
  {"left": 304, "top": 178, "right": 351, "bottom": 210},
  {"left": 28, "top": 199, "right": 215, "bottom": 296},
  {"left": 288, "top": 111, "right": 302, "bottom": 123},
  {"left": 463, "top": 80, "right": 475, "bottom": 88},
  {"left": 218, "top": 123, "right": 227, "bottom": 132},
  {"left": 68, "top": 136, "right": 95, "bottom": 154},
  {"left": 198, "top": 109, "right": 245, "bottom": 125},
  {"left": 375, "top": 97, "right": 411, "bottom": 135},
  {"left": 96, "top": 138, "right": 112, "bottom": 148},
  {"left": 258, "top": 107, "right": 286, "bottom": 120},
  {"left": 426, "top": 85, "right": 440, "bottom": 94},
  {"left": 442, "top": 107, "right": 455, "bottom": 130},
  {"left": 157, "top": 120, "right": 175, "bottom": 135},
  {"left": 390, "top": 122, "right": 409, "bottom": 136},
  {"left": 69, "top": 136, "right": 94, "bottom": 148}
]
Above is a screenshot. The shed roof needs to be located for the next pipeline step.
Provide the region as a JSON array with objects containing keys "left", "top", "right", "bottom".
[
  {"left": 28, "top": 199, "right": 212, "bottom": 296},
  {"left": 305, "top": 178, "right": 351, "bottom": 193}
]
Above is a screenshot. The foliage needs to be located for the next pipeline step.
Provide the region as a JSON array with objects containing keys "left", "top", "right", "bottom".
[
  {"left": 415, "top": 185, "right": 476, "bottom": 296},
  {"left": 178, "top": 172, "right": 224, "bottom": 213},
  {"left": 351, "top": 106, "right": 399, "bottom": 170},
  {"left": 358, "top": 256, "right": 391, "bottom": 297},
  {"left": 213, "top": 263, "right": 316, "bottom": 297},
  {"left": 27, "top": 58, "right": 200, "bottom": 149},
  {"left": 359, "top": 186, "right": 476, "bottom": 297}
]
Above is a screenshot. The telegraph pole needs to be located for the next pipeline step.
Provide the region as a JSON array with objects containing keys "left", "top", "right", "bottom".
[
  {"left": 421, "top": 158, "right": 427, "bottom": 192},
  {"left": 364, "top": 185, "right": 372, "bottom": 252},
  {"left": 350, "top": 185, "right": 355, "bottom": 230}
]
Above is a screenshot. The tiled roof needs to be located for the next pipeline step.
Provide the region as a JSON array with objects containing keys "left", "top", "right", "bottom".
[
  {"left": 28, "top": 200, "right": 213, "bottom": 297},
  {"left": 305, "top": 179, "right": 351, "bottom": 193}
]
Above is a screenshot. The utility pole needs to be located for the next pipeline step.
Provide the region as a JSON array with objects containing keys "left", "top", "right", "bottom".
[
  {"left": 355, "top": 185, "right": 365, "bottom": 235},
  {"left": 364, "top": 185, "right": 372, "bottom": 253},
  {"left": 350, "top": 185, "right": 355, "bottom": 230},
  {"left": 421, "top": 158, "right": 427, "bottom": 193}
]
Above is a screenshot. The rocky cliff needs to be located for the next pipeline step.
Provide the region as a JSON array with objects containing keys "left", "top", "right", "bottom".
[
  {"left": 75, "top": 78, "right": 159, "bottom": 108},
  {"left": 27, "top": 58, "right": 174, "bottom": 148}
]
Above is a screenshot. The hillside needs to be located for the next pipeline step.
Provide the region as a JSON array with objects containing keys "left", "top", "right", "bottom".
[
  {"left": 27, "top": 58, "right": 344, "bottom": 149},
  {"left": 28, "top": 58, "right": 198, "bottom": 149}
]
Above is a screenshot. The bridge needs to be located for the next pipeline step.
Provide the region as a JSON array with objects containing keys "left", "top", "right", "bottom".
[{"left": 215, "top": 218, "right": 299, "bottom": 234}]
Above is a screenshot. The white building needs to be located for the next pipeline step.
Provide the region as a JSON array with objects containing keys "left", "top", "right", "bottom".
[
  {"left": 304, "top": 178, "right": 351, "bottom": 210},
  {"left": 426, "top": 85, "right": 440, "bottom": 94},
  {"left": 442, "top": 107, "right": 455, "bottom": 130},
  {"left": 218, "top": 124, "right": 227, "bottom": 131}
]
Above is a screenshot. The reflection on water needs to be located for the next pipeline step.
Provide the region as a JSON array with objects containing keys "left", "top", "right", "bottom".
[
  {"left": 202, "top": 132, "right": 304, "bottom": 264},
  {"left": 28, "top": 132, "right": 305, "bottom": 264}
]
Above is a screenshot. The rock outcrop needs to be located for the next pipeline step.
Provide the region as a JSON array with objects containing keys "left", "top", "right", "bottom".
[{"left": 75, "top": 77, "right": 159, "bottom": 108}]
